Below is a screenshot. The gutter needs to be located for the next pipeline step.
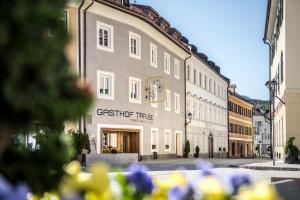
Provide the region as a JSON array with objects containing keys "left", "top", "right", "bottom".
[
  {"left": 263, "top": 37, "right": 273, "bottom": 160},
  {"left": 77, "top": 0, "right": 94, "bottom": 133},
  {"left": 184, "top": 53, "right": 192, "bottom": 146},
  {"left": 77, "top": 0, "right": 85, "bottom": 132}
]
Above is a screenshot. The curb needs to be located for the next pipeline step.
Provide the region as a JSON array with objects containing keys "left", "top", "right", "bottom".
[{"left": 239, "top": 166, "right": 300, "bottom": 171}]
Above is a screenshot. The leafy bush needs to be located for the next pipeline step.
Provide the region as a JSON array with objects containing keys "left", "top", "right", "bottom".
[
  {"left": 183, "top": 140, "right": 190, "bottom": 158},
  {"left": 68, "top": 130, "right": 91, "bottom": 154},
  {"left": 195, "top": 145, "right": 200, "bottom": 154},
  {"left": 284, "top": 137, "right": 300, "bottom": 157}
]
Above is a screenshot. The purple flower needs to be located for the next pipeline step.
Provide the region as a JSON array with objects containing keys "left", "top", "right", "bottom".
[
  {"left": 0, "top": 175, "right": 30, "bottom": 200},
  {"left": 230, "top": 174, "right": 251, "bottom": 194},
  {"left": 126, "top": 164, "right": 154, "bottom": 194},
  {"left": 195, "top": 160, "right": 214, "bottom": 176},
  {"left": 168, "top": 186, "right": 187, "bottom": 200}
]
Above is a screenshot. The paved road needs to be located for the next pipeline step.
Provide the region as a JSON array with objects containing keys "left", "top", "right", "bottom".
[{"left": 137, "top": 158, "right": 271, "bottom": 171}]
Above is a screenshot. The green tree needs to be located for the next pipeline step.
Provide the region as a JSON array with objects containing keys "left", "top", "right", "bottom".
[{"left": 0, "top": 0, "right": 92, "bottom": 194}]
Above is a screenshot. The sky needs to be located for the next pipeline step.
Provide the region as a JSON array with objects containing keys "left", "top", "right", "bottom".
[{"left": 131, "top": 0, "right": 269, "bottom": 100}]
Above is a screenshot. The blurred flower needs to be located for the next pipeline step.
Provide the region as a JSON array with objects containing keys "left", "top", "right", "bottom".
[
  {"left": 198, "top": 176, "right": 227, "bottom": 200},
  {"left": 195, "top": 160, "right": 214, "bottom": 176},
  {"left": 126, "top": 164, "right": 154, "bottom": 194},
  {"left": 151, "top": 173, "right": 186, "bottom": 200},
  {"left": 168, "top": 186, "right": 189, "bottom": 200},
  {"left": 230, "top": 174, "right": 251, "bottom": 194},
  {"left": 60, "top": 161, "right": 112, "bottom": 200},
  {"left": 0, "top": 175, "right": 30, "bottom": 200},
  {"left": 237, "top": 182, "right": 279, "bottom": 200}
]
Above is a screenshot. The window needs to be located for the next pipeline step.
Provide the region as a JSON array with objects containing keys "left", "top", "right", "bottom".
[
  {"left": 193, "top": 102, "right": 197, "bottom": 119},
  {"left": 217, "top": 84, "right": 220, "bottom": 97},
  {"left": 150, "top": 43, "right": 157, "bottom": 67},
  {"left": 97, "top": 21, "right": 113, "bottom": 52},
  {"left": 280, "top": 52, "right": 284, "bottom": 84},
  {"left": 60, "top": 10, "right": 69, "bottom": 31},
  {"left": 174, "top": 59, "right": 180, "bottom": 79},
  {"left": 129, "top": 31, "right": 141, "bottom": 59},
  {"left": 214, "top": 81, "right": 216, "bottom": 95},
  {"left": 174, "top": 93, "right": 180, "bottom": 113},
  {"left": 186, "top": 65, "right": 191, "bottom": 81},
  {"left": 199, "top": 72, "right": 202, "bottom": 87},
  {"left": 151, "top": 128, "right": 158, "bottom": 152},
  {"left": 164, "top": 52, "right": 170, "bottom": 74},
  {"left": 97, "top": 70, "right": 114, "bottom": 100},
  {"left": 193, "top": 69, "right": 197, "bottom": 84},
  {"left": 164, "top": 130, "right": 171, "bottom": 151},
  {"left": 204, "top": 75, "right": 207, "bottom": 89},
  {"left": 209, "top": 78, "right": 212, "bottom": 92},
  {"left": 165, "top": 90, "right": 171, "bottom": 111},
  {"left": 129, "top": 77, "right": 141, "bottom": 104}
]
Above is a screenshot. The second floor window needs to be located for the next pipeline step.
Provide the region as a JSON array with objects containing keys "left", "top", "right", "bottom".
[
  {"left": 174, "top": 59, "right": 180, "bottom": 79},
  {"left": 175, "top": 93, "right": 180, "bottom": 113},
  {"left": 97, "top": 70, "right": 114, "bottom": 100},
  {"left": 97, "top": 21, "right": 113, "bottom": 52},
  {"left": 165, "top": 90, "right": 171, "bottom": 111},
  {"left": 164, "top": 52, "right": 170, "bottom": 74},
  {"left": 150, "top": 43, "right": 157, "bottom": 67},
  {"left": 129, "top": 32, "right": 141, "bottom": 59},
  {"left": 129, "top": 77, "right": 141, "bottom": 104}
]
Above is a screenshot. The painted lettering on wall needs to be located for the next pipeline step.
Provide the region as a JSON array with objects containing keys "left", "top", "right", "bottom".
[{"left": 97, "top": 109, "right": 154, "bottom": 121}]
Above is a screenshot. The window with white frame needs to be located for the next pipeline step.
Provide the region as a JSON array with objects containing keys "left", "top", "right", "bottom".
[
  {"left": 164, "top": 52, "right": 170, "bottom": 74},
  {"left": 174, "top": 93, "right": 180, "bottom": 113},
  {"left": 204, "top": 75, "right": 207, "bottom": 89},
  {"left": 199, "top": 72, "right": 202, "bottom": 87},
  {"left": 129, "top": 31, "right": 141, "bottom": 59},
  {"left": 193, "top": 69, "right": 197, "bottom": 84},
  {"left": 97, "top": 70, "right": 114, "bottom": 100},
  {"left": 186, "top": 65, "right": 190, "bottom": 81},
  {"left": 165, "top": 89, "right": 171, "bottom": 111},
  {"left": 129, "top": 77, "right": 141, "bottom": 103},
  {"left": 174, "top": 59, "right": 180, "bottom": 79},
  {"left": 151, "top": 128, "right": 158, "bottom": 152},
  {"left": 164, "top": 130, "right": 171, "bottom": 151},
  {"left": 150, "top": 43, "right": 157, "bottom": 67},
  {"left": 97, "top": 21, "right": 113, "bottom": 52}
]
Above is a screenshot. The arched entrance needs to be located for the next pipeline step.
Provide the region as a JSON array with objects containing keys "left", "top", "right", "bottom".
[
  {"left": 208, "top": 133, "right": 214, "bottom": 158},
  {"left": 240, "top": 143, "right": 244, "bottom": 158}
]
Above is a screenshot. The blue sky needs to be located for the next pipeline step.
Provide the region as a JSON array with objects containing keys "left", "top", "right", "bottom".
[{"left": 131, "top": 0, "right": 269, "bottom": 100}]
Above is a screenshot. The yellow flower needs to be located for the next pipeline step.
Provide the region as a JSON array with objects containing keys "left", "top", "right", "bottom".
[
  {"left": 60, "top": 161, "right": 112, "bottom": 200},
  {"left": 151, "top": 173, "right": 186, "bottom": 200},
  {"left": 198, "top": 176, "right": 226, "bottom": 200},
  {"left": 237, "top": 182, "right": 279, "bottom": 200}
]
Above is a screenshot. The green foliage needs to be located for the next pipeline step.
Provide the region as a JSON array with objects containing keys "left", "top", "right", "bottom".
[
  {"left": 0, "top": 0, "right": 92, "bottom": 195},
  {"left": 0, "top": 126, "right": 75, "bottom": 194},
  {"left": 284, "top": 137, "right": 300, "bottom": 157},
  {"left": 0, "top": 0, "right": 92, "bottom": 129},
  {"left": 68, "top": 130, "right": 91, "bottom": 154},
  {"left": 183, "top": 140, "right": 190, "bottom": 158},
  {"left": 195, "top": 145, "right": 200, "bottom": 154}
]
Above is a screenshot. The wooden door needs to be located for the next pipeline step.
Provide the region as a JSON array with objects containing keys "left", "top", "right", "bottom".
[{"left": 176, "top": 132, "right": 182, "bottom": 156}]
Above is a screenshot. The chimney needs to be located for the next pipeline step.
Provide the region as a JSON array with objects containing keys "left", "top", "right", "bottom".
[
  {"left": 122, "top": 0, "right": 130, "bottom": 6},
  {"left": 228, "top": 84, "right": 237, "bottom": 93}
]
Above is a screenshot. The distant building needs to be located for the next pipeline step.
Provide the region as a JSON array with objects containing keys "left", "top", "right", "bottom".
[
  {"left": 253, "top": 112, "right": 271, "bottom": 156},
  {"left": 228, "top": 85, "right": 254, "bottom": 158},
  {"left": 186, "top": 51, "right": 229, "bottom": 158},
  {"left": 264, "top": 0, "right": 300, "bottom": 159}
]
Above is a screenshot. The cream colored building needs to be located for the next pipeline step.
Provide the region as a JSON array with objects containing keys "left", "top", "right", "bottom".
[
  {"left": 186, "top": 49, "right": 229, "bottom": 158},
  {"left": 264, "top": 0, "right": 300, "bottom": 159}
]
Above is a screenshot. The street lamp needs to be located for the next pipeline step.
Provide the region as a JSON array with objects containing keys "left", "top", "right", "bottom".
[
  {"left": 185, "top": 112, "right": 192, "bottom": 126},
  {"left": 265, "top": 79, "right": 285, "bottom": 166}
]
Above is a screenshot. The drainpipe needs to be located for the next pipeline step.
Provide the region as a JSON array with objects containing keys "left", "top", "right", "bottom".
[
  {"left": 77, "top": 0, "right": 85, "bottom": 132},
  {"left": 82, "top": 0, "right": 94, "bottom": 133},
  {"left": 227, "top": 84, "right": 230, "bottom": 158},
  {"left": 263, "top": 38, "right": 273, "bottom": 162},
  {"left": 184, "top": 53, "right": 192, "bottom": 147}
]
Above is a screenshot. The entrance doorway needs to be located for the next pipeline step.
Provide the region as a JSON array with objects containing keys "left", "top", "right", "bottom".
[
  {"left": 101, "top": 128, "right": 139, "bottom": 155},
  {"left": 208, "top": 133, "right": 214, "bottom": 158},
  {"left": 232, "top": 143, "right": 235, "bottom": 156},
  {"left": 176, "top": 132, "right": 182, "bottom": 157}
]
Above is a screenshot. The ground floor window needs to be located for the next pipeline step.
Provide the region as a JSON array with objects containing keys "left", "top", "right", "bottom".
[{"left": 151, "top": 128, "right": 158, "bottom": 152}]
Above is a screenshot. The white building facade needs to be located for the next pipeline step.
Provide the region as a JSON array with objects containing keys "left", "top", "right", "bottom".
[
  {"left": 186, "top": 52, "right": 229, "bottom": 158},
  {"left": 253, "top": 114, "right": 271, "bottom": 156}
]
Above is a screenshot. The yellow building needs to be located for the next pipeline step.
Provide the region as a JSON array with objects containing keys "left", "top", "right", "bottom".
[{"left": 228, "top": 85, "right": 253, "bottom": 158}]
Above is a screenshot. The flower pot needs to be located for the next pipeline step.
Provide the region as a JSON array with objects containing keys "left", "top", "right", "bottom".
[
  {"left": 284, "top": 154, "right": 298, "bottom": 164},
  {"left": 194, "top": 153, "right": 199, "bottom": 158}
]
